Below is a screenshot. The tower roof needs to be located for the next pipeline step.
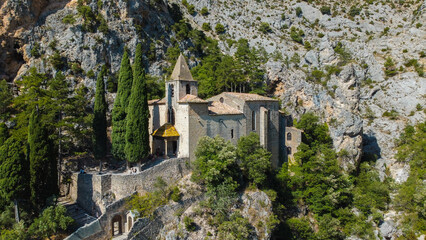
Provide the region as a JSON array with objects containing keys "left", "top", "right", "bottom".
[{"left": 170, "top": 53, "right": 195, "bottom": 81}]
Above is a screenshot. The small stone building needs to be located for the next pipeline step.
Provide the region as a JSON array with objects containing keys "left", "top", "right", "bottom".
[{"left": 148, "top": 54, "right": 301, "bottom": 168}]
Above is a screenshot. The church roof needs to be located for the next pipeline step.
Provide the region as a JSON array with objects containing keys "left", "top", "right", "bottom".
[
  {"left": 222, "top": 92, "right": 278, "bottom": 102},
  {"left": 178, "top": 94, "right": 208, "bottom": 103},
  {"left": 208, "top": 101, "right": 243, "bottom": 115},
  {"left": 170, "top": 53, "right": 195, "bottom": 81},
  {"left": 148, "top": 98, "right": 166, "bottom": 105},
  {"left": 152, "top": 123, "right": 180, "bottom": 138}
]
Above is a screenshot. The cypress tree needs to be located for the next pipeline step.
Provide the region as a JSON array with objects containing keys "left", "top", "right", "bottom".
[
  {"left": 111, "top": 50, "right": 133, "bottom": 160},
  {"left": 93, "top": 66, "right": 108, "bottom": 162},
  {"left": 0, "top": 137, "right": 29, "bottom": 207},
  {"left": 0, "top": 122, "right": 8, "bottom": 146},
  {"left": 28, "top": 110, "right": 57, "bottom": 210},
  {"left": 125, "top": 43, "right": 150, "bottom": 165}
]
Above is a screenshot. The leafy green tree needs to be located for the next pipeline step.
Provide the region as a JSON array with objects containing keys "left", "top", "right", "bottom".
[
  {"left": 112, "top": 50, "right": 133, "bottom": 160},
  {"left": 93, "top": 66, "right": 108, "bottom": 162},
  {"left": 236, "top": 132, "right": 271, "bottom": 186},
  {"left": 28, "top": 110, "right": 57, "bottom": 210},
  {"left": 215, "top": 23, "right": 225, "bottom": 34},
  {"left": 0, "top": 123, "right": 8, "bottom": 146},
  {"left": 217, "top": 212, "right": 254, "bottom": 240},
  {"left": 285, "top": 217, "right": 314, "bottom": 240},
  {"left": 0, "top": 137, "right": 29, "bottom": 208},
  {"left": 125, "top": 43, "right": 150, "bottom": 164},
  {"left": 0, "top": 80, "right": 12, "bottom": 120},
  {"left": 28, "top": 205, "right": 73, "bottom": 239}
]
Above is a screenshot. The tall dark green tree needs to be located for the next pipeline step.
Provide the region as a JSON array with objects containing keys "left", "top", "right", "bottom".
[
  {"left": 28, "top": 110, "right": 57, "bottom": 210},
  {"left": 0, "top": 79, "right": 12, "bottom": 121},
  {"left": 112, "top": 50, "right": 133, "bottom": 160},
  {"left": 93, "top": 66, "right": 108, "bottom": 165},
  {"left": 125, "top": 43, "right": 149, "bottom": 166},
  {"left": 0, "top": 122, "right": 8, "bottom": 146},
  {"left": 0, "top": 136, "right": 29, "bottom": 220}
]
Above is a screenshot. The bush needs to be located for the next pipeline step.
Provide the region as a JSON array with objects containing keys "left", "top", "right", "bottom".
[
  {"left": 184, "top": 216, "right": 196, "bottom": 231},
  {"left": 320, "top": 6, "right": 331, "bottom": 15},
  {"left": 28, "top": 205, "right": 74, "bottom": 239},
  {"left": 259, "top": 22, "right": 272, "bottom": 33},
  {"left": 202, "top": 22, "right": 211, "bottom": 31},
  {"left": 215, "top": 23, "right": 225, "bottom": 34},
  {"left": 382, "top": 109, "right": 399, "bottom": 119},
  {"left": 86, "top": 69, "right": 95, "bottom": 78},
  {"left": 295, "top": 7, "right": 302, "bottom": 17},
  {"left": 49, "top": 51, "right": 65, "bottom": 69},
  {"left": 349, "top": 6, "right": 361, "bottom": 17},
  {"left": 384, "top": 57, "right": 398, "bottom": 77},
  {"left": 217, "top": 212, "right": 253, "bottom": 239},
  {"left": 30, "top": 42, "right": 41, "bottom": 58},
  {"left": 170, "top": 186, "right": 181, "bottom": 202},
  {"left": 290, "top": 27, "right": 303, "bottom": 44},
  {"left": 62, "top": 14, "right": 76, "bottom": 24},
  {"left": 200, "top": 7, "right": 209, "bottom": 16},
  {"left": 188, "top": 4, "right": 195, "bottom": 15}
]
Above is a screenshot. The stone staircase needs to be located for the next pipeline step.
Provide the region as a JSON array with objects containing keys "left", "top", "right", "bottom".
[{"left": 59, "top": 198, "right": 97, "bottom": 230}]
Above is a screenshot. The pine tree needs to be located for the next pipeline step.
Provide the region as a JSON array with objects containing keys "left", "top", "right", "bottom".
[
  {"left": 125, "top": 43, "right": 150, "bottom": 164},
  {"left": 93, "top": 66, "right": 108, "bottom": 162},
  {"left": 28, "top": 110, "right": 57, "bottom": 210},
  {"left": 111, "top": 50, "right": 133, "bottom": 160}
]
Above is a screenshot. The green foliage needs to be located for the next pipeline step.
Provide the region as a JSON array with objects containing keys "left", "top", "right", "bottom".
[
  {"left": 97, "top": 14, "right": 108, "bottom": 34},
  {"left": 93, "top": 66, "right": 108, "bottom": 160},
  {"left": 0, "top": 123, "right": 7, "bottom": 146},
  {"left": 49, "top": 51, "right": 65, "bottom": 70},
  {"left": 146, "top": 74, "right": 165, "bottom": 100},
  {"left": 86, "top": 69, "right": 95, "bottom": 78},
  {"left": 404, "top": 59, "right": 424, "bottom": 77},
  {"left": 202, "top": 22, "right": 211, "bottom": 31},
  {"left": 28, "top": 110, "right": 57, "bottom": 209},
  {"left": 290, "top": 27, "right": 304, "bottom": 44},
  {"left": 307, "top": 68, "right": 324, "bottom": 82},
  {"left": 290, "top": 53, "right": 300, "bottom": 67},
  {"left": 28, "top": 205, "right": 73, "bottom": 239},
  {"left": 259, "top": 22, "right": 272, "bottom": 34},
  {"left": 295, "top": 7, "right": 302, "bottom": 17},
  {"left": 384, "top": 57, "right": 398, "bottom": 77},
  {"left": 200, "top": 7, "right": 209, "bottom": 16},
  {"left": 217, "top": 212, "right": 254, "bottom": 240},
  {"left": 125, "top": 44, "right": 150, "bottom": 163},
  {"left": 215, "top": 23, "right": 225, "bottom": 34},
  {"left": 0, "top": 80, "right": 12, "bottom": 120},
  {"left": 77, "top": 1, "right": 97, "bottom": 32},
  {"left": 285, "top": 217, "right": 314, "bottom": 240},
  {"left": 348, "top": 6, "right": 361, "bottom": 17},
  {"left": 0, "top": 137, "right": 29, "bottom": 204},
  {"left": 320, "top": 6, "right": 331, "bottom": 15},
  {"left": 112, "top": 50, "right": 133, "bottom": 160},
  {"left": 30, "top": 42, "right": 41, "bottom": 58},
  {"left": 236, "top": 133, "right": 271, "bottom": 186},
  {"left": 62, "top": 14, "right": 76, "bottom": 24},
  {"left": 183, "top": 216, "right": 196, "bottom": 231},
  {"left": 333, "top": 42, "right": 351, "bottom": 65},
  {"left": 382, "top": 109, "right": 399, "bottom": 120},
  {"left": 170, "top": 187, "right": 181, "bottom": 202}
]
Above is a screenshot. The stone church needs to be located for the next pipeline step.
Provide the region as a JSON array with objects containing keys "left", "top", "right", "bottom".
[{"left": 148, "top": 54, "right": 301, "bottom": 168}]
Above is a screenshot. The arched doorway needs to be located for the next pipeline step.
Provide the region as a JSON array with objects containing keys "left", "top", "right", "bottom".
[{"left": 111, "top": 215, "right": 122, "bottom": 236}]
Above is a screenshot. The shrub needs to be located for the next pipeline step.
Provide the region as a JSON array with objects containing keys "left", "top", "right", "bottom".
[
  {"left": 382, "top": 109, "right": 399, "bottom": 119},
  {"left": 188, "top": 4, "right": 195, "bottom": 15},
  {"left": 384, "top": 57, "right": 397, "bottom": 77},
  {"left": 86, "top": 69, "right": 95, "bottom": 78},
  {"left": 184, "top": 216, "right": 196, "bottom": 231},
  {"left": 62, "top": 14, "right": 76, "bottom": 24},
  {"left": 416, "top": 104, "right": 422, "bottom": 111},
  {"left": 170, "top": 186, "right": 181, "bottom": 202},
  {"left": 71, "top": 62, "right": 83, "bottom": 74},
  {"left": 290, "top": 27, "right": 304, "bottom": 44},
  {"left": 30, "top": 42, "right": 41, "bottom": 58},
  {"left": 215, "top": 23, "right": 225, "bottom": 34},
  {"left": 217, "top": 212, "right": 253, "bottom": 239},
  {"left": 295, "top": 7, "right": 302, "bottom": 17},
  {"left": 334, "top": 42, "right": 351, "bottom": 65},
  {"left": 200, "top": 7, "right": 209, "bottom": 16},
  {"left": 349, "top": 6, "right": 361, "bottom": 17},
  {"left": 259, "top": 22, "right": 272, "bottom": 33},
  {"left": 50, "top": 51, "right": 65, "bottom": 69},
  {"left": 202, "top": 22, "right": 211, "bottom": 31},
  {"left": 304, "top": 40, "right": 312, "bottom": 50},
  {"left": 320, "top": 6, "right": 331, "bottom": 15}
]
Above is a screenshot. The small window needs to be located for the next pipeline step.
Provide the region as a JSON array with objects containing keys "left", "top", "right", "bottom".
[
  {"left": 170, "top": 84, "right": 174, "bottom": 97},
  {"left": 186, "top": 84, "right": 190, "bottom": 94},
  {"left": 231, "top": 129, "right": 234, "bottom": 139},
  {"left": 219, "top": 97, "right": 224, "bottom": 103},
  {"left": 252, "top": 111, "right": 256, "bottom": 131},
  {"left": 287, "top": 132, "right": 292, "bottom": 141},
  {"left": 287, "top": 147, "right": 292, "bottom": 155}
]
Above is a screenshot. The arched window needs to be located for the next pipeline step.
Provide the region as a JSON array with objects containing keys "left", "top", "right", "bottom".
[
  {"left": 186, "top": 84, "right": 190, "bottom": 94},
  {"left": 287, "top": 132, "right": 292, "bottom": 141},
  {"left": 287, "top": 147, "right": 292, "bottom": 155},
  {"left": 252, "top": 111, "right": 256, "bottom": 131}
]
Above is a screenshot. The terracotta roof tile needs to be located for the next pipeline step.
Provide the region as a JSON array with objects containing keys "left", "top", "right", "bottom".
[{"left": 223, "top": 92, "right": 278, "bottom": 102}]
